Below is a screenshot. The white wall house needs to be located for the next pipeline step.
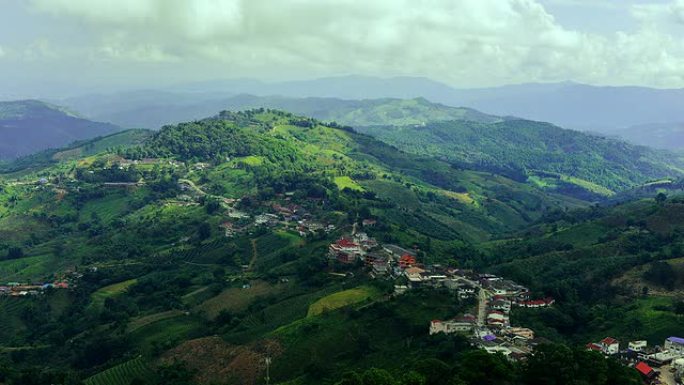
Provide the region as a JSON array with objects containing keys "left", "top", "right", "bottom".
[{"left": 665, "top": 337, "right": 684, "bottom": 355}]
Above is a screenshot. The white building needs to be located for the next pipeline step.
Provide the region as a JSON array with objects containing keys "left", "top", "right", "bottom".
[
  {"left": 665, "top": 337, "right": 684, "bottom": 355},
  {"left": 599, "top": 337, "right": 620, "bottom": 355},
  {"left": 429, "top": 319, "right": 475, "bottom": 335},
  {"left": 628, "top": 340, "right": 647, "bottom": 352}
]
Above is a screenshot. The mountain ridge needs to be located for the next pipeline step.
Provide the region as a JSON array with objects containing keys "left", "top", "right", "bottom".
[{"left": 0, "top": 100, "right": 121, "bottom": 160}]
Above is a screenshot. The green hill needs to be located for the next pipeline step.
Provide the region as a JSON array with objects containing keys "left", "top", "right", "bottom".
[
  {"left": 65, "top": 93, "right": 501, "bottom": 129},
  {"left": 356, "top": 119, "right": 684, "bottom": 198},
  {"left": 479, "top": 195, "right": 684, "bottom": 344},
  {"left": 0, "top": 100, "right": 121, "bottom": 160},
  {"left": 216, "top": 95, "right": 501, "bottom": 127},
  {"left": 0, "top": 108, "right": 651, "bottom": 385}
]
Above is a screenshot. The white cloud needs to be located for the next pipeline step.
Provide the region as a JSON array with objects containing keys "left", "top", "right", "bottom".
[{"left": 19, "top": 0, "right": 684, "bottom": 87}]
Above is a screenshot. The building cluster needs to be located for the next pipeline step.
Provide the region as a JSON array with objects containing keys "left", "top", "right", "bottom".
[
  {"left": 0, "top": 280, "right": 70, "bottom": 297},
  {"left": 328, "top": 231, "right": 380, "bottom": 264},
  {"left": 429, "top": 272, "right": 556, "bottom": 362},
  {"left": 587, "top": 336, "right": 684, "bottom": 384},
  {"left": 218, "top": 199, "right": 336, "bottom": 238}
]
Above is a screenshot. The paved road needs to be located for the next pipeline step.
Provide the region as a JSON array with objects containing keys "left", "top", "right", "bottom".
[
  {"left": 477, "top": 288, "right": 488, "bottom": 325},
  {"left": 659, "top": 366, "right": 677, "bottom": 385}
]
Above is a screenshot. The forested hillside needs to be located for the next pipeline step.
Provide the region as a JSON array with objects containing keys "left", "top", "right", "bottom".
[
  {"left": 357, "top": 119, "right": 684, "bottom": 198},
  {"left": 0, "top": 108, "right": 666, "bottom": 385},
  {"left": 479, "top": 194, "right": 684, "bottom": 345}
]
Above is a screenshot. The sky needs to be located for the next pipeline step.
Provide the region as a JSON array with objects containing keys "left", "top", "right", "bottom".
[{"left": 1, "top": 0, "right": 683, "bottom": 98}]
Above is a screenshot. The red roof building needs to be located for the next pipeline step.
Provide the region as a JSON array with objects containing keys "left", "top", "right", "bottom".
[
  {"left": 586, "top": 343, "right": 602, "bottom": 352},
  {"left": 635, "top": 362, "right": 656, "bottom": 379},
  {"left": 399, "top": 254, "right": 416, "bottom": 268}
]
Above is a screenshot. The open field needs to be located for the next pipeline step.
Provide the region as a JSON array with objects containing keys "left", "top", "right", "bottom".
[
  {"left": 90, "top": 279, "right": 138, "bottom": 309},
  {"left": 307, "top": 286, "right": 380, "bottom": 317},
  {"left": 196, "top": 281, "right": 278, "bottom": 320},
  {"left": 334, "top": 176, "right": 364, "bottom": 191}
]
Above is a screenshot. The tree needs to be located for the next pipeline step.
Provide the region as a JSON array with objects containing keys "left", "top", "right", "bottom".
[
  {"left": 400, "top": 371, "right": 426, "bottom": 385},
  {"left": 205, "top": 199, "right": 221, "bottom": 214},
  {"left": 362, "top": 368, "right": 396, "bottom": 385},
  {"left": 459, "top": 350, "right": 513, "bottom": 385},
  {"left": 336, "top": 371, "right": 363, "bottom": 385},
  {"left": 412, "top": 359, "right": 450, "bottom": 385},
  {"left": 198, "top": 222, "right": 212, "bottom": 240},
  {"left": 656, "top": 192, "right": 667, "bottom": 204},
  {"left": 643, "top": 261, "right": 676, "bottom": 290},
  {"left": 5, "top": 247, "right": 23, "bottom": 260}
]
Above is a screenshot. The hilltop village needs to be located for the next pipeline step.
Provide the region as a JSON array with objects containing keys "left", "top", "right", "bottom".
[
  {"left": 328, "top": 228, "right": 684, "bottom": 385},
  {"left": 327, "top": 227, "right": 555, "bottom": 361}
]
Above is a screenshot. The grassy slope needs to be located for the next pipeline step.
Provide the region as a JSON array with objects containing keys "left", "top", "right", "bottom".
[{"left": 307, "top": 286, "right": 381, "bottom": 316}]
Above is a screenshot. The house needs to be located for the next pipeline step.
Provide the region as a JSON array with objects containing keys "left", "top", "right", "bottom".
[
  {"left": 586, "top": 343, "right": 603, "bottom": 352},
  {"left": 507, "top": 327, "right": 535, "bottom": 340},
  {"left": 362, "top": 219, "right": 377, "bottom": 227},
  {"left": 599, "top": 337, "right": 620, "bottom": 355},
  {"left": 486, "top": 311, "right": 508, "bottom": 327},
  {"left": 628, "top": 341, "right": 648, "bottom": 352},
  {"left": 429, "top": 316, "right": 476, "bottom": 335},
  {"left": 398, "top": 254, "right": 417, "bottom": 268},
  {"left": 517, "top": 297, "right": 555, "bottom": 308},
  {"left": 490, "top": 299, "right": 512, "bottom": 312},
  {"left": 394, "top": 285, "right": 409, "bottom": 294},
  {"left": 329, "top": 237, "right": 364, "bottom": 263},
  {"left": 404, "top": 267, "right": 426, "bottom": 284},
  {"left": 383, "top": 244, "right": 416, "bottom": 258},
  {"left": 665, "top": 336, "right": 684, "bottom": 355},
  {"left": 487, "top": 279, "right": 527, "bottom": 296},
  {"left": 371, "top": 262, "right": 390, "bottom": 277},
  {"left": 635, "top": 362, "right": 657, "bottom": 381}
]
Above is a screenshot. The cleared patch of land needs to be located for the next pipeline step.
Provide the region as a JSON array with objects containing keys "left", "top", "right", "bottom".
[
  {"left": 334, "top": 176, "right": 364, "bottom": 191},
  {"left": 307, "top": 286, "right": 380, "bottom": 317},
  {"left": 196, "top": 281, "right": 277, "bottom": 320},
  {"left": 90, "top": 279, "right": 138, "bottom": 309}
]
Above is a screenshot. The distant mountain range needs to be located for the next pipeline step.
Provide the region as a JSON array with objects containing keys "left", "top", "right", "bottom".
[
  {"left": 59, "top": 76, "right": 684, "bottom": 149},
  {"left": 0, "top": 100, "right": 120, "bottom": 160}
]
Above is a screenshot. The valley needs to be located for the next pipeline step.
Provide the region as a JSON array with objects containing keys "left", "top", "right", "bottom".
[{"left": 0, "top": 106, "right": 681, "bottom": 385}]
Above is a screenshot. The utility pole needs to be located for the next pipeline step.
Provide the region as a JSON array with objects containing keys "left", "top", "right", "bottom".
[{"left": 265, "top": 357, "right": 271, "bottom": 385}]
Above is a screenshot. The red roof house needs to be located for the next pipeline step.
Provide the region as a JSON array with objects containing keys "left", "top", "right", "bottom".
[
  {"left": 635, "top": 362, "right": 656, "bottom": 379},
  {"left": 399, "top": 254, "right": 416, "bottom": 268}
]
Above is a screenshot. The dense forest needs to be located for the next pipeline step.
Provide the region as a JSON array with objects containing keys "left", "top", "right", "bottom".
[{"left": 357, "top": 119, "right": 684, "bottom": 197}]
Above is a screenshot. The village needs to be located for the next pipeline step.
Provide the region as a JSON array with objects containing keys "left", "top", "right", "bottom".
[
  {"left": 0, "top": 278, "right": 75, "bottom": 297},
  {"left": 584, "top": 336, "right": 684, "bottom": 384},
  {"left": 327, "top": 224, "right": 556, "bottom": 362},
  {"left": 327, "top": 226, "right": 684, "bottom": 385}
]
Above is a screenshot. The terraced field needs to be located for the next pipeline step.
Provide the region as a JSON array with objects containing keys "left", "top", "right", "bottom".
[
  {"left": 84, "top": 357, "right": 151, "bottom": 385},
  {"left": 127, "top": 310, "right": 186, "bottom": 333},
  {"left": 90, "top": 279, "right": 138, "bottom": 309},
  {"left": 0, "top": 297, "right": 29, "bottom": 343}
]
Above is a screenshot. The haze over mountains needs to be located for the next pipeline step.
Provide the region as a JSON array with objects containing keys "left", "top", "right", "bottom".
[
  {"left": 0, "top": 100, "right": 120, "bottom": 160},
  {"left": 55, "top": 76, "right": 684, "bottom": 150}
]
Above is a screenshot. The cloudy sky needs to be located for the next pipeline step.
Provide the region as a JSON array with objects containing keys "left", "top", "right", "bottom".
[{"left": 1, "top": 0, "right": 683, "bottom": 97}]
